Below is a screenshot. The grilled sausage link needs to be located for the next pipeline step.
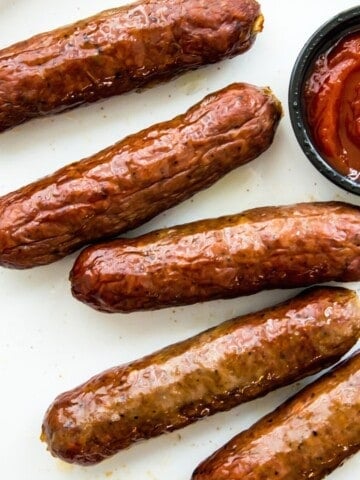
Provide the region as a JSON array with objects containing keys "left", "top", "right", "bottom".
[
  {"left": 0, "top": 0, "right": 263, "bottom": 132},
  {"left": 41, "top": 287, "right": 360, "bottom": 466},
  {"left": 71, "top": 201, "right": 360, "bottom": 313},
  {"left": 0, "top": 83, "right": 281, "bottom": 269},
  {"left": 193, "top": 350, "right": 360, "bottom": 480}
]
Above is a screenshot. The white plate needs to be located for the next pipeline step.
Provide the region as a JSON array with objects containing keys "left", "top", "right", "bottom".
[{"left": 0, "top": 1, "right": 359, "bottom": 478}]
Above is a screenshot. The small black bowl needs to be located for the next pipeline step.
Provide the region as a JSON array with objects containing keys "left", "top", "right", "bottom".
[{"left": 289, "top": 6, "right": 360, "bottom": 196}]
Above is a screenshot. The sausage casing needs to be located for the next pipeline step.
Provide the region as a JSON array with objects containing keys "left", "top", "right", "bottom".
[
  {"left": 193, "top": 350, "right": 360, "bottom": 480},
  {"left": 41, "top": 287, "right": 360, "bottom": 465},
  {"left": 0, "top": 0, "right": 262, "bottom": 132},
  {"left": 0, "top": 83, "right": 281, "bottom": 269},
  {"left": 70, "top": 201, "right": 360, "bottom": 313}
]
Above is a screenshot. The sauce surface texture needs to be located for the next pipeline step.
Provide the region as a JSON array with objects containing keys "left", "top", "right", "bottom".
[{"left": 305, "top": 31, "right": 360, "bottom": 182}]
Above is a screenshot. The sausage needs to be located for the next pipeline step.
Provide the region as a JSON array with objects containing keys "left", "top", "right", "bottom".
[
  {"left": 0, "top": 83, "right": 281, "bottom": 269},
  {"left": 70, "top": 201, "right": 360, "bottom": 313},
  {"left": 41, "top": 287, "right": 360, "bottom": 466},
  {"left": 0, "top": 0, "right": 263, "bottom": 132},
  {"left": 192, "top": 350, "right": 360, "bottom": 480}
]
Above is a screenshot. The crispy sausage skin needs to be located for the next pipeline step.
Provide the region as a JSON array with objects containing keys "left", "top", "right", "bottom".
[
  {"left": 193, "top": 350, "right": 360, "bottom": 480},
  {"left": 70, "top": 201, "right": 360, "bottom": 313},
  {"left": 41, "top": 287, "right": 360, "bottom": 466},
  {"left": 0, "top": 83, "right": 281, "bottom": 269},
  {"left": 0, "top": 0, "right": 262, "bottom": 132}
]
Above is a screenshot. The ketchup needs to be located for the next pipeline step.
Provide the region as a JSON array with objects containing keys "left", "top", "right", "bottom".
[{"left": 305, "top": 31, "right": 360, "bottom": 183}]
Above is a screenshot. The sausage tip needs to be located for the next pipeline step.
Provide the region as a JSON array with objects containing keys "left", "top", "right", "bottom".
[{"left": 253, "top": 13, "right": 264, "bottom": 33}]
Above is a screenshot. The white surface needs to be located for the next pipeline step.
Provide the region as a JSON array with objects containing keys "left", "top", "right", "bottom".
[{"left": 0, "top": 0, "right": 359, "bottom": 478}]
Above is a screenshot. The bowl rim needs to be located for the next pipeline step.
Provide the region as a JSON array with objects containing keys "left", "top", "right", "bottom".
[{"left": 288, "top": 5, "right": 360, "bottom": 196}]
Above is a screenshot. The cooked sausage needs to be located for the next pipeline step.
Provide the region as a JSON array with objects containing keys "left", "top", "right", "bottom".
[
  {"left": 70, "top": 201, "right": 360, "bottom": 313},
  {"left": 0, "top": 0, "right": 263, "bottom": 132},
  {"left": 192, "top": 350, "right": 360, "bottom": 480},
  {"left": 0, "top": 83, "right": 281, "bottom": 269},
  {"left": 41, "top": 287, "right": 360, "bottom": 466}
]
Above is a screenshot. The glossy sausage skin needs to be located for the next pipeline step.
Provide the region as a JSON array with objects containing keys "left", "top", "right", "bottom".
[
  {"left": 71, "top": 201, "right": 360, "bottom": 313},
  {"left": 41, "top": 287, "right": 360, "bottom": 466},
  {"left": 193, "top": 350, "right": 360, "bottom": 480},
  {"left": 0, "top": 83, "right": 281, "bottom": 269},
  {"left": 0, "top": 0, "right": 262, "bottom": 132}
]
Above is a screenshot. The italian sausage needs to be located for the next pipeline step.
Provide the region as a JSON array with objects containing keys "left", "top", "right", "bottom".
[
  {"left": 70, "top": 201, "right": 360, "bottom": 313},
  {"left": 0, "top": 0, "right": 263, "bottom": 132},
  {"left": 0, "top": 83, "right": 281, "bottom": 269},
  {"left": 193, "top": 350, "right": 360, "bottom": 480},
  {"left": 41, "top": 287, "right": 360, "bottom": 466}
]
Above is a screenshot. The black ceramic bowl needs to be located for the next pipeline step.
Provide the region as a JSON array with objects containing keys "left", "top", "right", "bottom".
[{"left": 289, "top": 6, "right": 360, "bottom": 196}]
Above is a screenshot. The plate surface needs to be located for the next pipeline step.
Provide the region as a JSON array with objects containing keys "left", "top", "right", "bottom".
[{"left": 0, "top": 1, "right": 359, "bottom": 479}]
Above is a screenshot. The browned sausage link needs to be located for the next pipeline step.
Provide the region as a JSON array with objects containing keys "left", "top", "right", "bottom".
[
  {"left": 0, "top": 0, "right": 263, "bottom": 132},
  {"left": 41, "top": 287, "right": 360, "bottom": 466},
  {"left": 0, "top": 83, "right": 281, "bottom": 269},
  {"left": 193, "top": 350, "right": 360, "bottom": 480},
  {"left": 70, "top": 201, "right": 360, "bottom": 313}
]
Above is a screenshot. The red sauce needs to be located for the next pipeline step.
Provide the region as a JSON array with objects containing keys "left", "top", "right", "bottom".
[{"left": 305, "top": 31, "right": 360, "bottom": 183}]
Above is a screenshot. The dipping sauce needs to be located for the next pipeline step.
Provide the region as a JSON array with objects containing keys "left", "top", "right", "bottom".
[{"left": 305, "top": 31, "right": 360, "bottom": 183}]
